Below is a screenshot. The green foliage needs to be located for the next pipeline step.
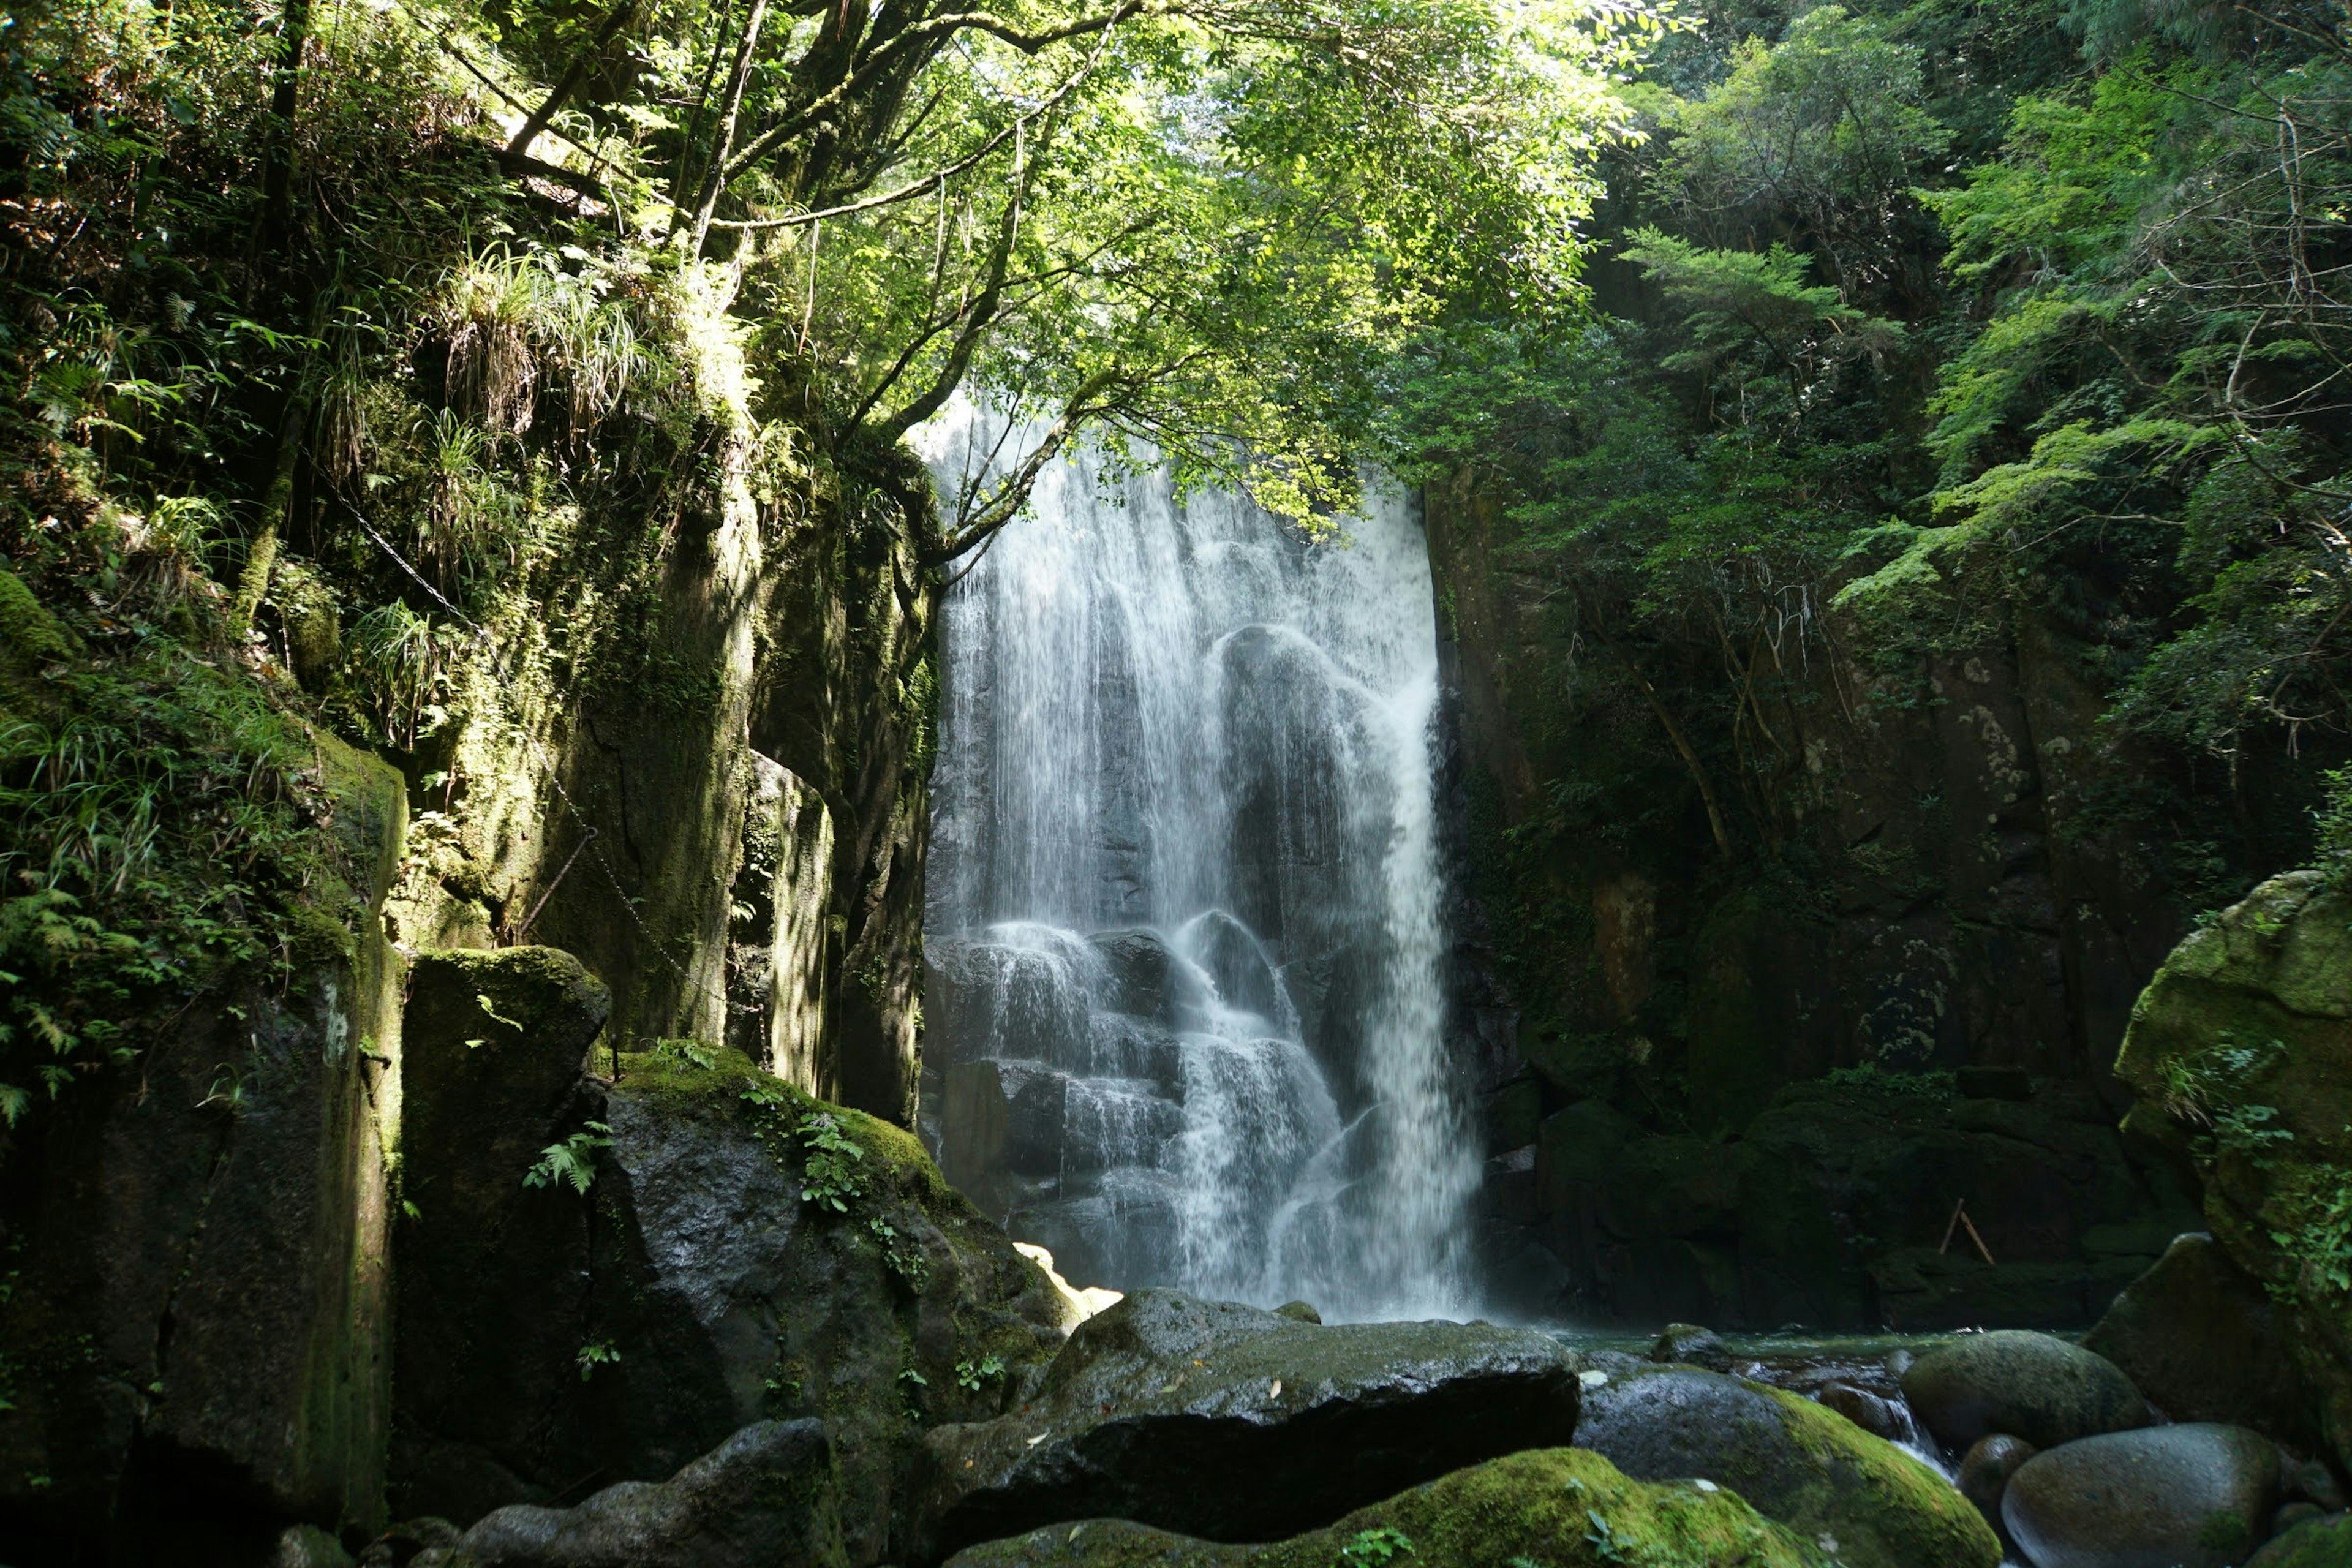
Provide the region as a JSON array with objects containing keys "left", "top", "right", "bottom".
[
  {"left": 867, "top": 1216, "right": 932, "bottom": 1291},
  {"left": 2315, "top": 769, "right": 2352, "bottom": 888},
  {"left": 524, "top": 1121, "right": 613, "bottom": 1194},
  {"left": 1822, "top": 1065, "right": 1958, "bottom": 1099},
  {"left": 2160, "top": 1038, "right": 2294, "bottom": 1167},
  {"left": 795, "top": 1110, "right": 868, "bottom": 1212},
  {"left": 1339, "top": 1526, "right": 1416, "bottom": 1568},
  {"left": 0, "top": 568, "right": 366, "bottom": 1130},
  {"left": 954, "top": 1354, "right": 1006, "bottom": 1392},
  {"left": 575, "top": 1339, "right": 622, "bottom": 1381},
  {"left": 2272, "top": 1164, "right": 2352, "bottom": 1302}
]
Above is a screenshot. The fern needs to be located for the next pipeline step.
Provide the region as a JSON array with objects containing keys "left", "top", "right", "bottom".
[{"left": 524, "top": 1121, "right": 613, "bottom": 1194}]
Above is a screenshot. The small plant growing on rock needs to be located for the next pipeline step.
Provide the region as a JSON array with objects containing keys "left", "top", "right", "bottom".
[
  {"left": 1339, "top": 1527, "right": 1414, "bottom": 1568},
  {"left": 575, "top": 1340, "right": 620, "bottom": 1381},
  {"left": 868, "top": 1216, "right": 930, "bottom": 1290},
  {"left": 954, "top": 1354, "right": 1006, "bottom": 1392},
  {"left": 525, "top": 1122, "right": 612, "bottom": 1194},
  {"left": 2162, "top": 1036, "right": 2294, "bottom": 1166},
  {"left": 796, "top": 1112, "right": 867, "bottom": 1210}
]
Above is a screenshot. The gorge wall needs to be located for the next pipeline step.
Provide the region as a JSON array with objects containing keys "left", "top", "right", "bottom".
[{"left": 1425, "top": 475, "right": 2212, "bottom": 1328}]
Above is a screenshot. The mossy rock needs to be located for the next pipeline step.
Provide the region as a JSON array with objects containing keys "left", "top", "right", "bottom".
[
  {"left": 917, "top": 1289, "right": 1580, "bottom": 1559},
  {"left": 1576, "top": 1365, "right": 2000, "bottom": 1568},
  {"left": 943, "top": 1448, "right": 1819, "bottom": 1568},
  {"left": 0, "top": 565, "right": 79, "bottom": 675},
  {"left": 2248, "top": 1510, "right": 2352, "bottom": 1567},
  {"left": 2113, "top": 871, "right": 2352, "bottom": 1470},
  {"left": 394, "top": 1034, "right": 1064, "bottom": 1564}
]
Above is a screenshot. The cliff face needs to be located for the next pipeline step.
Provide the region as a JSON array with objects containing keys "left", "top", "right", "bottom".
[
  {"left": 0, "top": 291, "right": 945, "bottom": 1556},
  {"left": 1425, "top": 475, "right": 2206, "bottom": 1327}
]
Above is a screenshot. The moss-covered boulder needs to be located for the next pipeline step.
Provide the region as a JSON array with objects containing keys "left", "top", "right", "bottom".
[
  {"left": 916, "top": 1289, "right": 1581, "bottom": 1562},
  {"left": 2248, "top": 1511, "right": 2352, "bottom": 1567},
  {"left": 1574, "top": 1364, "right": 2000, "bottom": 1568},
  {"left": 2112, "top": 870, "right": 2352, "bottom": 1468},
  {"left": 1899, "top": 1330, "right": 2150, "bottom": 1453},
  {"left": 942, "top": 1448, "right": 1819, "bottom": 1568},
  {"left": 392, "top": 1035, "right": 1064, "bottom": 1565}
]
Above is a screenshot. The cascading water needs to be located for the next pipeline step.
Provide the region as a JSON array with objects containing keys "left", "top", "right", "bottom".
[{"left": 917, "top": 407, "right": 1480, "bottom": 1321}]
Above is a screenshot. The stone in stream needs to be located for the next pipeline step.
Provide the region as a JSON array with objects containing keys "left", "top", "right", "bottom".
[
  {"left": 913, "top": 1289, "right": 1581, "bottom": 1562},
  {"left": 1572, "top": 1364, "right": 2001, "bottom": 1568},
  {"left": 1819, "top": 1381, "right": 1909, "bottom": 1443},
  {"left": 2002, "top": 1423, "right": 2280, "bottom": 1568},
  {"left": 1648, "top": 1322, "right": 1735, "bottom": 1371},
  {"left": 941, "top": 1447, "right": 1820, "bottom": 1568},
  {"left": 1956, "top": 1433, "right": 2037, "bottom": 1534},
  {"left": 1900, "top": 1330, "right": 2151, "bottom": 1452},
  {"left": 453, "top": 1419, "right": 838, "bottom": 1568}
]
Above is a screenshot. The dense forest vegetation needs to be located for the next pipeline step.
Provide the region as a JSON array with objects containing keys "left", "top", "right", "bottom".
[
  {"left": 7, "top": 0, "right": 2352, "bottom": 1558},
  {"left": 0, "top": 0, "right": 1645, "bottom": 1128},
  {"left": 1399, "top": 0, "right": 2352, "bottom": 1008},
  {"left": 9, "top": 0, "right": 2352, "bottom": 1128}
]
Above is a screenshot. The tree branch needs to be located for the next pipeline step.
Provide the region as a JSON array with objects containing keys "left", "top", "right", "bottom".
[{"left": 508, "top": 0, "right": 641, "bottom": 158}]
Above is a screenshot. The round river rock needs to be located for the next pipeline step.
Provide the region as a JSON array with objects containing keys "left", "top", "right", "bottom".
[
  {"left": 1901, "top": 1330, "right": 2150, "bottom": 1452},
  {"left": 2002, "top": 1423, "right": 2280, "bottom": 1568}
]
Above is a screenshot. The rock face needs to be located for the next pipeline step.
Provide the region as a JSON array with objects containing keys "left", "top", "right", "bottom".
[
  {"left": 1572, "top": 1364, "right": 2001, "bottom": 1568},
  {"left": 1425, "top": 480, "right": 2207, "bottom": 1327},
  {"left": 941, "top": 1447, "right": 1818, "bottom": 1568},
  {"left": 394, "top": 947, "right": 617, "bottom": 1525},
  {"left": 914, "top": 1289, "right": 1581, "bottom": 1562},
  {"left": 0, "top": 729, "right": 407, "bottom": 1562},
  {"left": 457, "top": 1419, "right": 839, "bottom": 1568},
  {"left": 2084, "top": 1232, "right": 2315, "bottom": 1446},
  {"left": 393, "top": 1042, "right": 1065, "bottom": 1566},
  {"left": 2112, "top": 871, "right": 2352, "bottom": 1470},
  {"left": 2002, "top": 1423, "right": 2280, "bottom": 1568},
  {"left": 1900, "top": 1330, "right": 2150, "bottom": 1452},
  {"left": 1523, "top": 1079, "right": 2194, "bottom": 1330}
]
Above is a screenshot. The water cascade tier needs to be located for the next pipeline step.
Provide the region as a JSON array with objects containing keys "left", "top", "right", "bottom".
[{"left": 919, "top": 412, "right": 1479, "bottom": 1320}]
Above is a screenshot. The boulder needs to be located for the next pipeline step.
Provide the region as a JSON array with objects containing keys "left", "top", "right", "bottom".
[
  {"left": 459, "top": 1419, "right": 837, "bottom": 1568},
  {"left": 2084, "top": 1233, "right": 2314, "bottom": 1447},
  {"left": 2286, "top": 1455, "right": 2348, "bottom": 1512},
  {"left": 2248, "top": 1511, "right": 2352, "bottom": 1567},
  {"left": 914, "top": 1289, "right": 1581, "bottom": 1561},
  {"left": 2112, "top": 871, "right": 2352, "bottom": 1469},
  {"left": 1901, "top": 1330, "right": 2150, "bottom": 1452},
  {"left": 279, "top": 1524, "right": 359, "bottom": 1568},
  {"left": 394, "top": 1044, "right": 1066, "bottom": 1566},
  {"left": 1573, "top": 1364, "right": 2000, "bottom": 1568},
  {"left": 2002, "top": 1423, "right": 2280, "bottom": 1568},
  {"left": 1957, "top": 1434, "right": 2036, "bottom": 1534},
  {"left": 1650, "top": 1323, "right": 1735, "bottom": 1371},
  {"left": 941, "top": 1447, "right": 1818, "bottom": 1568},
  {"left": 1819, "top": 1382, "right": 1910, "bottom": 1444}
]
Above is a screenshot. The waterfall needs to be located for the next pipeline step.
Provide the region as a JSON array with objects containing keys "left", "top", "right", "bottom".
[{"left": 917, "top": 407, "right": 1480, "bottom": 1321}]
